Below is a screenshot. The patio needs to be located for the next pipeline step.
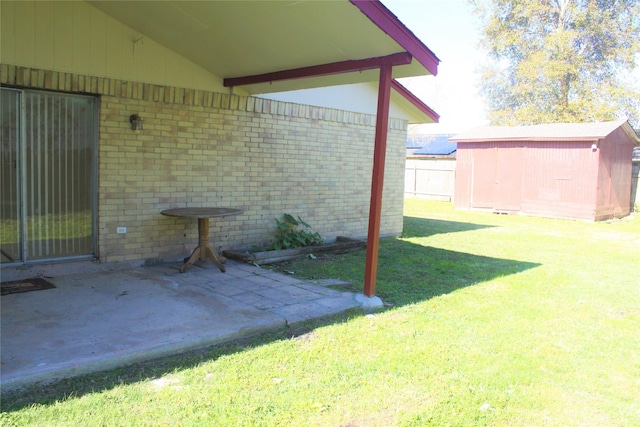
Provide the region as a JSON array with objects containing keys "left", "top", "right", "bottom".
[{"left": 1, "top": 259, "right": 361, "bottom": 392}]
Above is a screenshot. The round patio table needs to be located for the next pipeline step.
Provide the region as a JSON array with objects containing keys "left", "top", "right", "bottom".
[{"left": 161, "top": 207, "right": 243, "bottom": 273}]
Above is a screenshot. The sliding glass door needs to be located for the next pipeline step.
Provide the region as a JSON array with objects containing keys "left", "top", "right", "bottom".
[
  {"left": 0, "top": 89, "right": 21, "bottom": 262},
  {"left": 0, "top": 88, "right": 97, "bottom": 264}
]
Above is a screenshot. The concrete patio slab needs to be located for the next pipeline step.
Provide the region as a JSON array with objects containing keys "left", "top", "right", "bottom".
[{"left": 0, "top": 260, "right": 361, "bottom": 392}]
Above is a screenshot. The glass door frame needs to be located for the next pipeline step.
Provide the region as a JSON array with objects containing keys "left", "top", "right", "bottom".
[
  {"left": 1, "top": 87, "right": 99, "bottom": 265},
  {"left": 1, "top": 88, "right": 23, "bottom": 263}
]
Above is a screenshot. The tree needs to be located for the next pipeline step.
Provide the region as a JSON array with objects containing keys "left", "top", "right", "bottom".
[{"left": 472, "top": 0, "right": 640, "bottom": 127}]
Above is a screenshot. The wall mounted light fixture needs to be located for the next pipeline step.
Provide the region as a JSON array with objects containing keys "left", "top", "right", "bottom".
[
  {"left": 591, "top": 143, "right": 598, "bottom": 151},
  {"left": 130, "top": 114, "right": 143, "bottom": 131}
]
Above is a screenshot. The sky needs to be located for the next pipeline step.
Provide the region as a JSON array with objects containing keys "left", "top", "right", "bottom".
[
  {"left": 382, "top": 0, "right": 640, "bottom": 134},
  {"left": 382, "top": 0, "right": 490, "bottom": 134}
]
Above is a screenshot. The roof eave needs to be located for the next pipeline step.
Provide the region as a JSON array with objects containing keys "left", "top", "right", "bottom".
[
  {"left": 350, "top": 0, "right": 440, "bottom": 76},
  {"left": 450, "top": 137, "right": 604, "bottom": 143},
  {"left": 391, "top": 80, "right": 439, "bottom": 123},
  {"left": 621, "top": 121, "right": 640, "bottom": 145}
]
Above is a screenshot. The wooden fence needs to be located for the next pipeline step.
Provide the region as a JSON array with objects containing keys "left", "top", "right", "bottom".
[{"left": 404, "top": 157, "right": 456, "bottom": 201}]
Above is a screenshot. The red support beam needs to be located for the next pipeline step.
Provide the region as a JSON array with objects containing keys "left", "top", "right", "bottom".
[
  {"left": 224, "top": 52, "right": 411, "bottom": 88},
  {"left": 363, "top": 63, "right": 393, "bottom": 297}
]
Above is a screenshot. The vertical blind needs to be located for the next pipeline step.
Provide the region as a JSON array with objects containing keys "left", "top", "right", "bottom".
[
  {"left": 0, "top": 90, "right": 21, "bottom": 262},
  {"left": 0, "top": 89, "right": 96, "bottom": 262}
]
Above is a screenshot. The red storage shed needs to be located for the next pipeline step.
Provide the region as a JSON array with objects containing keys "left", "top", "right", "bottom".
[{"left": 451, "top": 119, "right": 640, "bottom": 221}]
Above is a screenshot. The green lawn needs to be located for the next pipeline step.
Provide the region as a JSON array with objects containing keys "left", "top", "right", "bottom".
[
  {"left": 2, "top": 199, "right": 639, "bottom": 426},
  {"left": 0, "top": 211, "right": 92, "bottom": 244}
]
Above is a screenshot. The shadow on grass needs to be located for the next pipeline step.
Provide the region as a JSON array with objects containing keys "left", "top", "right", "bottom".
[
  {"left": 272, "top": 217, "right": 540, "bottom": 307},
  {"left": 401, "top": 216, "right": 495, "bottom": 239},
  {"left": 277, "top": 223, "right": 539, "bottom": 307},
  {"left": 374, "top": 239, "right": 539, "bottom": 306},
  {"left": 0, "top": 216, "right": 539, "bottom": 412}
]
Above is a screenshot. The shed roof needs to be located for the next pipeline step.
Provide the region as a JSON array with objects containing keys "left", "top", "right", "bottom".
[{"left": 451, "top": 119, "right": 640, "bottom": 144}]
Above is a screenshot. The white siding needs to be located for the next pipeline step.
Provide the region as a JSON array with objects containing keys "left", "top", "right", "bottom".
[
  {"left": 0, "top": 1, "right": 230, "bottom": 93},
  {"left": 259, "top": 83, "right": 417, "bottom": 121}
]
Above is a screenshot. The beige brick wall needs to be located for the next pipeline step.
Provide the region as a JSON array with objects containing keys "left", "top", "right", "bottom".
[{"left": 2, "top": 65, "right": 407, "bottom": 263}]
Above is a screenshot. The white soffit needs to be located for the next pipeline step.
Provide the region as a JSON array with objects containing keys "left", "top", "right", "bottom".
[{"left": 87, "top": 0, "right": 437, "bottom": 95}]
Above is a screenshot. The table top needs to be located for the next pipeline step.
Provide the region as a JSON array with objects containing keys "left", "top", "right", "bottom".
[{"left": 161, "top": 207, "right": 243, "bottom": 219}]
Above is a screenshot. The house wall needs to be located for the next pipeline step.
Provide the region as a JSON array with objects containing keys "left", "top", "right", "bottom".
[
  {"left": 0, "top": 0, "right": 233, "bottom": 94},
  {"left": 2, "top": 64, "right": 406, "bottom": 263},
  {"left": 260, "top": 84, "right": 417, "bottom": 122},
  {"left": 1, "top": 1, "right": 411, "bottom": 264}
]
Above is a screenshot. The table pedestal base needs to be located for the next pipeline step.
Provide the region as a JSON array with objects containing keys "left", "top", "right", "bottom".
[
  {"left": 181, "top": 244, "right": 227, "bottom": 273},
  {"left": 180, "top": 217, "right": 227, "bottom": 273}
]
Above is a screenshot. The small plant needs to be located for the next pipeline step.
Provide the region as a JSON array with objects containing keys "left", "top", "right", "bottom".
[{"left": 269, "top": 214, "right": 324, "bottom": 251}]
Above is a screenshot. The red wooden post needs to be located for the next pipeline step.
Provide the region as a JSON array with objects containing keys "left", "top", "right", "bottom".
[{"left": 363, "top": 63, "right": 393, "bottom": 297}]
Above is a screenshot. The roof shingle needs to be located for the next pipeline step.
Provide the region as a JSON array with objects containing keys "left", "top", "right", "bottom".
[{"left": 451, "top": 119, "right": 636, "bottom": 142}]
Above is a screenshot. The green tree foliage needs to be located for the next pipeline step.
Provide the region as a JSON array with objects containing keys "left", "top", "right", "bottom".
[{"left": 472, "top": 0, "right": 640, "bottom": 126}]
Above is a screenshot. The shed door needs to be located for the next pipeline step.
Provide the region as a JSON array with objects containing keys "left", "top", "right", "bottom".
[
  {"left": 494, "top": 146, "right": 523, "bottom": 211},
  {"left": 471, "top": 144, "right": 522, "bottom": 211},
  {"left": 471, "top": 146, "right": 497, "bottom": 209}
]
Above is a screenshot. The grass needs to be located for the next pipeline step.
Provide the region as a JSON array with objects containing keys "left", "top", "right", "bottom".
[
  {"left": 0, "top": 211, "right": 92, "bottom": 244},
  {"left": 2, "top": 199, "right": 639, "bottom": 426}
]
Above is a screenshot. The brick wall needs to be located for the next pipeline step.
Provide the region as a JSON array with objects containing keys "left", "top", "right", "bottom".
[{"left": 3, "top": 65, "right": 407, "bottom": 263}]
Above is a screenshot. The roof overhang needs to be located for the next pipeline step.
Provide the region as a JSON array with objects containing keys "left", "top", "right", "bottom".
[
  {"left": 86, "top": 0, "right": 441, "bottom": 297},
  {"left": 451, "top": 119, "right": 639, "bottom": 144},
  {"left": 391, "top": 80, "right": 439, "bottom": 123},
  {"left": 87, "top": 0, "right": 439, "bottom": 118}
]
